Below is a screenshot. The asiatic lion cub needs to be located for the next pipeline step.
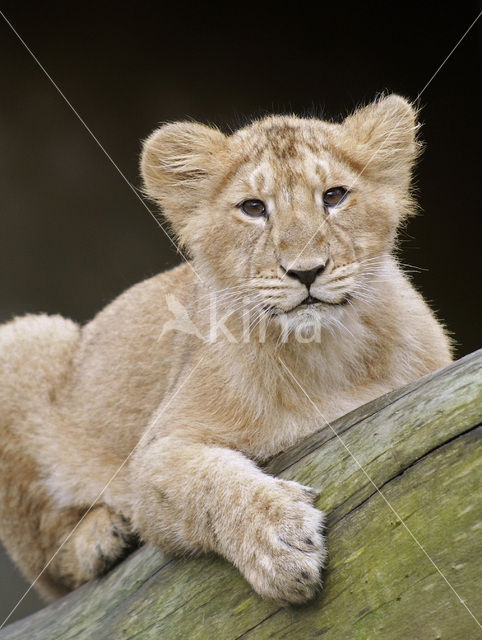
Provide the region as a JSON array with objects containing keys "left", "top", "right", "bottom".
[{"left": 0, "top": 95, "right": 451, "bottom": 605}]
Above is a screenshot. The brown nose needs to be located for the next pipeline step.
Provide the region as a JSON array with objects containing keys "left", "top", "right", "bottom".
[{"left": 284, "top": 264, "right": 326, "bottom": 287}]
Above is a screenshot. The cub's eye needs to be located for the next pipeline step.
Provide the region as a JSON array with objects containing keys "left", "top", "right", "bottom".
[
  {"left": 323, "top": 187, "right": 348, "bottom": 207},
  {"left": 238, "top": 199, "right": 267, "bottom": 218}
]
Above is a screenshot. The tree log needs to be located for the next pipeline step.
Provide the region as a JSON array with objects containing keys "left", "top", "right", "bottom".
[{"left": 1, "top": 350, "right": 481, "bottom": 639}]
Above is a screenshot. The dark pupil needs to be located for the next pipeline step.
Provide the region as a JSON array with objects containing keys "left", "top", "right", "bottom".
[
  {"left": 324, "top": 188, "right": 346, "bottom": 205},
  {"left": 243, "top": 200, "right": 265, "bottom": 216}
]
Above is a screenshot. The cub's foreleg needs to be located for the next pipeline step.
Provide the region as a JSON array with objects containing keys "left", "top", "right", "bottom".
[
  {"left": 130, "top": 435, "right": 326, "bottom": 604},
  {"left": 49, "top": 505, "right": 138, "bottom": 591}
]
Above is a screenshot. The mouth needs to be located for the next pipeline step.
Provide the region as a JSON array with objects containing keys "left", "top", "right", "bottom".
[
  {"left": 264, "top": 294, "right": 351, "bottom": 316},
  {"left": 297, "top": 294, "right": 351, "bottom": 309}
]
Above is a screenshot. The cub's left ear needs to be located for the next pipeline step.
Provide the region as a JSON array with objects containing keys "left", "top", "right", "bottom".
[{"left": 342, "top": 94, "right": 421, "bottom": 185}]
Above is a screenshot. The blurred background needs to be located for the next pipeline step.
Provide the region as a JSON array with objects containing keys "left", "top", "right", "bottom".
[{"left": 0, "top": 1, "right": 480, "bottom": 625}]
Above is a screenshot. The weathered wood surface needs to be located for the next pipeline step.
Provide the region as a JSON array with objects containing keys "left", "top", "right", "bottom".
[{"left": 2, "top": 350, "right": 481, "bottom": 639}]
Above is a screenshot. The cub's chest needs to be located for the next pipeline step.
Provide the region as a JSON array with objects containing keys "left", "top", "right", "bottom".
[{"left": 238, "top": 386, "right": 336, "bottom": 459}]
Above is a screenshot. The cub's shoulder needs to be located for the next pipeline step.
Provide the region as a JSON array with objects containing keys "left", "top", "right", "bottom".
[
  {"left": 82, "top": 262, "right": 196, "bottom": 342},
  {"left": 100, "top": 262, "right": 194, "bottom": 314}
]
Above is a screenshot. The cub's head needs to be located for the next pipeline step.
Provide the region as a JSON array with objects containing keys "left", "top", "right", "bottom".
[{"left": 141, "top": 95, "right": 420, "bottom": 332}]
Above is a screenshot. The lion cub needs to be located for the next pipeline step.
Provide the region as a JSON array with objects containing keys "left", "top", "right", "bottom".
[{"left": 0, "top": 95, "right": 451, "bottom": 605}]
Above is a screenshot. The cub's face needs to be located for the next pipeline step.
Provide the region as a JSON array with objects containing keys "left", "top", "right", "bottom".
[{"left": 142, "top": 95, "right": 419, "bottom": 330}]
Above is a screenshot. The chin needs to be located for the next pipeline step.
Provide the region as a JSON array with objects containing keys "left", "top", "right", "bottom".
[{"left": 272, "top": 303, "right": 342, "bottom": 341}]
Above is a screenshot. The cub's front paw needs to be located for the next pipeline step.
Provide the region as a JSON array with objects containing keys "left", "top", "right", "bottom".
[
  {"left": 85, "top": 509, "right": 139, "bottom": 577},
  {"left": 238, "top": 479, "right": 326, "bottom": 605},
  {"left": 54, "top": 506, "right": 139, "bottom": 589}
]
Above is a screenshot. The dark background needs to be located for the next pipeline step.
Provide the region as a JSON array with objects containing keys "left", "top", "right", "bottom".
[{"left": 0, "top": 2, "right": 480, "bottom": 625}]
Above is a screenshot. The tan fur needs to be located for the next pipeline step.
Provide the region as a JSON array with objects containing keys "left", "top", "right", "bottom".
[{"left": 0, "top": 95, "right": 451, "bottom": 604}]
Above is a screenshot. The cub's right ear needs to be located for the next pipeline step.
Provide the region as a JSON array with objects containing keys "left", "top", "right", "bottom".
[{"left": 140, "top": 122, "right": 227, "bottom": 236}]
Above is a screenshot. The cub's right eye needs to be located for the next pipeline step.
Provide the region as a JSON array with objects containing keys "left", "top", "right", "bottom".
[{"left": 238, "top": 199, "right": 267, "bottom": 218}]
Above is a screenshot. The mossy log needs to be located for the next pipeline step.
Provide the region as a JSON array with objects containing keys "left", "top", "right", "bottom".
[{"left": 2, "top": 350, "right": 481, "bottom": 639}]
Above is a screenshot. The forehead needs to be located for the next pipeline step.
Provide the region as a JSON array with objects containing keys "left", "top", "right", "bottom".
[{"left": 227, "top": 117, "right": 347, "bottom": 193}]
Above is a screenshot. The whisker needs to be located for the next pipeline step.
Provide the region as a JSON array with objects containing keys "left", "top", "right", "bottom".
[
  {"left": 197, "top": 282, "right": 249, "bottom": 300},
  {"left": 218, "top": 295, "right": 265, "bottom": 318},
  {"left": 247, "top": 304, "right": 272, "bottom": 338},
  {"left": 238, "top": 299, "right": 267, "bottom": 321},
  {"left": 396, "top": 261, "right": 427, "bottom": 272},
  {"left": 328, "top": 316, "right": 355, "bottom": 340},
  {"left": 195, "top": 289, "right": 253, "bottom": 312}
]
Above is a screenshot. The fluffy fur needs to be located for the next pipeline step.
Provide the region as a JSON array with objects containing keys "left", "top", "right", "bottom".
[{"left": 0, "top": 95, "right": 451, "bottom": 604}]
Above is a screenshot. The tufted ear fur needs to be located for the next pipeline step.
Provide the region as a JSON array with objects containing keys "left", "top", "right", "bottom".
[
  {"left": 341, "top": 94, "right": 421, "bottom": 186},
  {"left": 141, "top": 122, "right": 227, "bottom": 240}
]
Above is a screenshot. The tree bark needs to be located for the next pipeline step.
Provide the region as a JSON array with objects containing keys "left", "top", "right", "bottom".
[{"left": 1, "top": 350, "right": 481, "bottom": 639}]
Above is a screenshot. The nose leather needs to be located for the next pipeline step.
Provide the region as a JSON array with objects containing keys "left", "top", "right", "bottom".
[{"left": 285, "top": 264, "right": 325, "bottom": 287}]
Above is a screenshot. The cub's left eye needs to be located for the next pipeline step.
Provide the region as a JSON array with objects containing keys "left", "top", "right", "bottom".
[
  {"left": 323, "top": 187, "right": 348, "bottom": 207},
  {"left": 238, "top": 199, "right": 267, "bottom": 218}
]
